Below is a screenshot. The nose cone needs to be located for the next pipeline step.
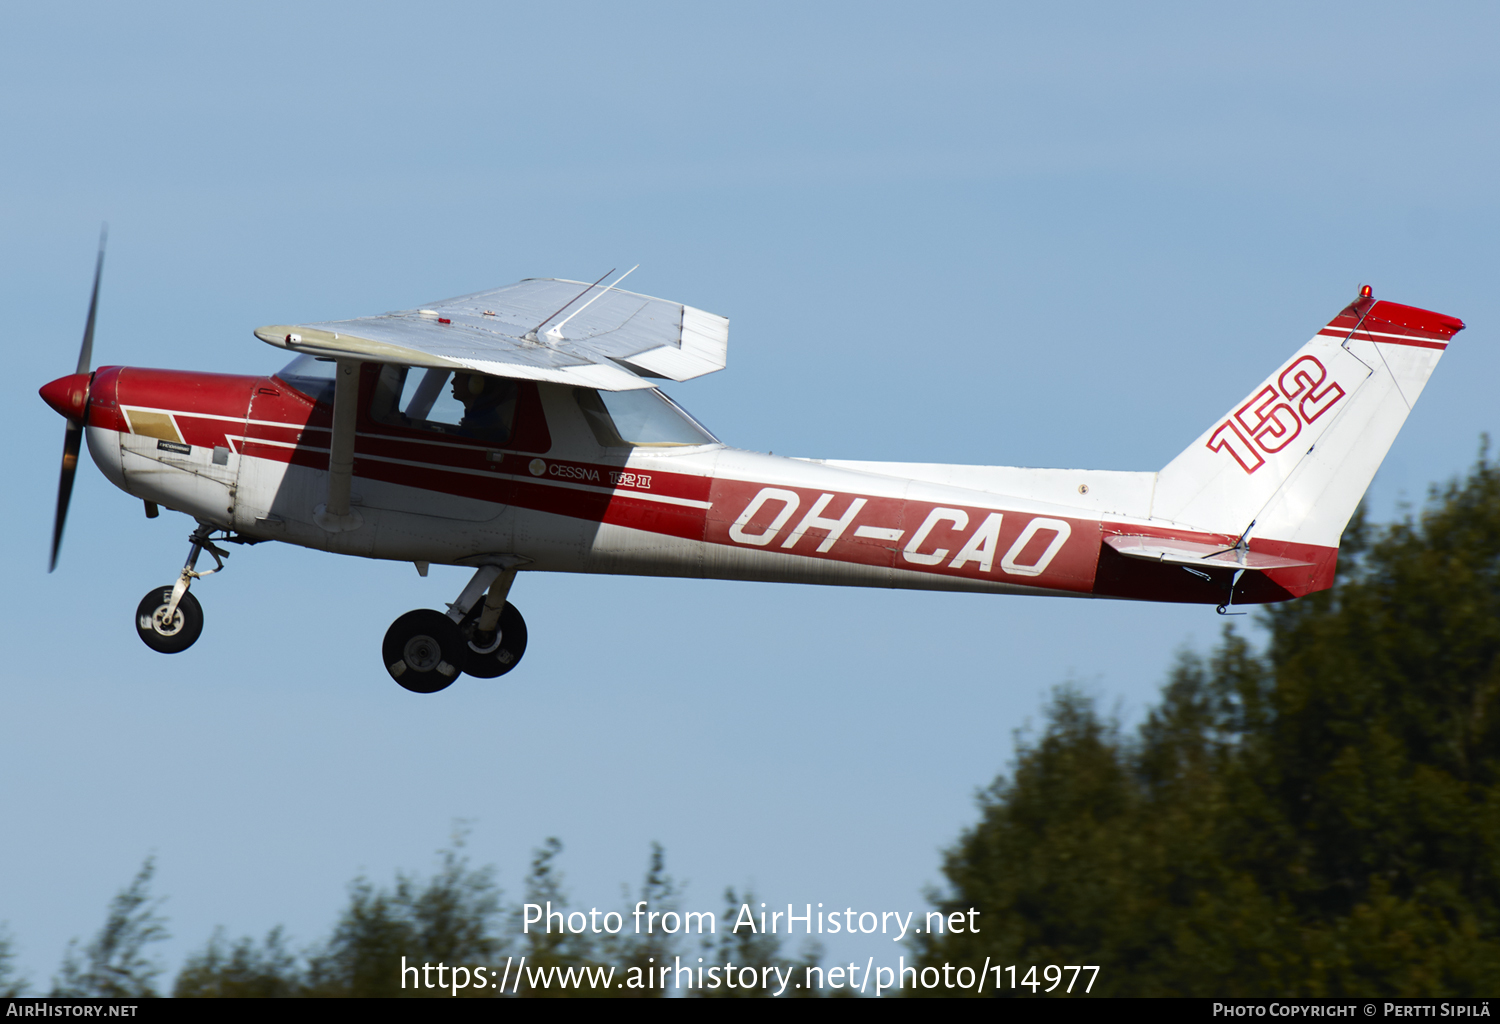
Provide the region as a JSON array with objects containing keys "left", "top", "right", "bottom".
[{"left": 40, "top": 373, "right": 92, "bottom": 420}]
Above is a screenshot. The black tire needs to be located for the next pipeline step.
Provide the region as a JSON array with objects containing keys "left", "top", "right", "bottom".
[
  {"left": 135, "top": 586, "right": 204, "bottom": 654},
  {"left": 460, "top": 601, "right": 528, "bottom": 678},
  {"left": 383, "top": 609, "right": 465, "bottom": 693}
]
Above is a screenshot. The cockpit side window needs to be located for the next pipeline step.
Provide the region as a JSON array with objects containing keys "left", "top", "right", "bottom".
[
  {"left": 370, "top": 366, "right": 522, "bottom": 447},
  {"left": 574, "top": 387, "right": 718, "bottom": 448}
]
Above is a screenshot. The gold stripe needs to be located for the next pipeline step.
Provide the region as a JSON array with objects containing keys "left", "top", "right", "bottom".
[{"left": 123, "top": 409, "right": 182, "bottom": 443}]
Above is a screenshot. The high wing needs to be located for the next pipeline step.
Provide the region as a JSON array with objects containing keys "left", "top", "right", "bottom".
[{"left": 254, "top": 278, "right": 729, "bottom": 391}]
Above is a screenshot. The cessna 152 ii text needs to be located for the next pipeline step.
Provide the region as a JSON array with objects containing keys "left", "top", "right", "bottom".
[{"left": 40, "top": 242, "right": 1466, "bottom": 692}]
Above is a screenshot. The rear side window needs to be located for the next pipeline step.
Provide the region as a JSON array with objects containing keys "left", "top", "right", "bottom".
[{"left": 574, "top": 388, "right": 718, "bottom": 448}]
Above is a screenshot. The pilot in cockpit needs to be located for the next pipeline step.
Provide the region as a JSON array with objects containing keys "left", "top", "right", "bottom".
[{"left": 451, "top": 372, "right": 517, "bottom": 443}]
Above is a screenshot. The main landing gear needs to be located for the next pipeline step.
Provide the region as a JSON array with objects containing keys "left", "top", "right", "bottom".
[
  {"left": 135, "top": 523, "right": 235, "bottom": 654},
  {"left": 383, "top": 561, "right": 527, "bottom": 693},
  {"left": 130, "top": 526, "right": 526, "bottom": 692}
]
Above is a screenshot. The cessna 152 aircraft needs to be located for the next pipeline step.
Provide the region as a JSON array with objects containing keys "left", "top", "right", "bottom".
[{"left": 40, "top": 242, "right": 1465, "bottom": 692}]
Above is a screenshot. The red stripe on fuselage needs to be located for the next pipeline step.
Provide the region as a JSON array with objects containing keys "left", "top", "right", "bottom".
[{"left": 102, "top": 366, "right": 1332, "bottom": 604}]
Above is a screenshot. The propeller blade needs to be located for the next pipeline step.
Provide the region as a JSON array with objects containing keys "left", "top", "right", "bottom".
[
  {"left": 76, "top": 225, "right": 106, "bottom": 375},
  {"left": 49, "top": 418, "right": 84, "bottom": 572},
  {"left": 51, "top": 226, "right": 107, "bottom": 572}
]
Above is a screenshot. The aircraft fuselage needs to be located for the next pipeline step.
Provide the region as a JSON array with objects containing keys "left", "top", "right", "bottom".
[{"left": 76, "top": 363, "right": 1330, "bottom": 608}]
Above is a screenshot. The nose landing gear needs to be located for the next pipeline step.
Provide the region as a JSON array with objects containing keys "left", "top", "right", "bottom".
[
  {"left": 134, "top": 523, "right": 231, "bottom": 654},
  {"left": 383, "top": 558, "right": 528, "bottom": 693}
]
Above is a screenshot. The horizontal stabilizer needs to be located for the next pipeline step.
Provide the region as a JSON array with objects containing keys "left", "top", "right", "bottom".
[{"left": 1105, "top": 535, "right": 1316, "bottom": 571}]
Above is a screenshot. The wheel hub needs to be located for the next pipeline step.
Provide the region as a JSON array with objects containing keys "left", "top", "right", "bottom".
[
  {"left": 403, "top": 634, "right": 442, "bottom": 672},
  {"left": 151, "top": 607, "right": 184, "bottom": 636},
  {"left": 468, "top": 629, "right": 503, "bottom": 655}
]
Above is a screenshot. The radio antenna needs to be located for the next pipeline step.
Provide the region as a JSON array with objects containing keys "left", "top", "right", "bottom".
[
  {"left": 545, "top": 265, "right": 639, "bottom": 341},
  {"left": 526, "top": 268, "right": 614, "bottom": 341}
]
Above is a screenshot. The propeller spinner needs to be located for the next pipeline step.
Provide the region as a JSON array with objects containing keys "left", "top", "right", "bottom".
[{"left": 40, "top": 227, "right": 107, "bottom": 572}]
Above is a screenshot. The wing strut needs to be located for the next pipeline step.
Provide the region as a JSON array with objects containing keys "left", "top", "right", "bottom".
[{"left": 314, "top": 359, "right": 364, "bottom": 533}]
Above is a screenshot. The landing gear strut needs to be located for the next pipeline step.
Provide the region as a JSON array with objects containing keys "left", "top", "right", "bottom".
[
  {"left": 135, "top": 523, "right": 229, "bottom": 653},
  {"left": 383, "top": 559, "right": 528, "bottom": 692}
]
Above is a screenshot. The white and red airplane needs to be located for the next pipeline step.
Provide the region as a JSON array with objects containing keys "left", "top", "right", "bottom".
[{"left": 40, "top": 243, "right": 1465, "bottom": 692}]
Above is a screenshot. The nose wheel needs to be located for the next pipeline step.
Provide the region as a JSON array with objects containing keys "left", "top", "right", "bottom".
[{"left": 135, "top": 587, "right": 204, "bottom": 653}]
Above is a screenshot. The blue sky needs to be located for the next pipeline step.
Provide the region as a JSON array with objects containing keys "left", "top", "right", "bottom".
[{"left": 3, "top": 2, "right": 1497, "bottom": 990}]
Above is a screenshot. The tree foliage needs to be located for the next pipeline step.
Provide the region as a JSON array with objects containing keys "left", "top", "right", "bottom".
[
  {"left": 52, "top": 858, "right": 168, "bottom": 998},
  {"left": 600, "top": 842, "right": 680, "bottom": 998},
  {"left": 302, "top": 832, "right": 504, "bottom": 997},
  {"left": 693, "top": 887, "right": 825, "bottom": 999},
  {"left": 173, "top": 832, "right": 506, "bottom": 998},
  {"left": 0, "top": 925, "right": 25, "bottom": 997},
  {"left": 173, "top": 928, "right": 300, "bottom": 998},
  {"left": 919, "top": 452, "right": 1500, "bottom": 996},
  {"left": 506, "top": 837, "right": 603, "bottom": 998},
  {"left": 160, "top": 834, "right": 823, "bottom": 997}
]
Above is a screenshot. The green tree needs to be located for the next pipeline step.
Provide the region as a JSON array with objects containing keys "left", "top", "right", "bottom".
[
  {"left": 602, "top": 842, "right": 679, "bottom": 998},
  {"left": 173, "top": 928, "right": 301, "bottom": 997},
  {"left": 695, "top": 887, "right": 824, "bottom": 998},
  {"left": 52, "top": 858, "right": 168, "bottom": 997},
  {"left": 165, "top": 835, "right": 711, "bottom": 999},
  {"left": 919, "top": 453, "right": 1500, "bottom": 997},
  {"left": 0, "top": 925, "right": 25, "bottom": 996},
  {"left": 174, "top": 832, "right": 505, "bottom": 998},
  {"left": 302, "top": 834, "right": 504, "bottom": 997},
  {"left": 510, "top": 837, "right": 607, "bottom": 997}
]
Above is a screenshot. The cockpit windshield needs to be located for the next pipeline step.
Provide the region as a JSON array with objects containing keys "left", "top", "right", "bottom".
[
  {"left": 274, "top": 354, "right": 336, "bottom": 403},
  {"left": 574, "top": 387, "right": 718, "bottom": 448}
]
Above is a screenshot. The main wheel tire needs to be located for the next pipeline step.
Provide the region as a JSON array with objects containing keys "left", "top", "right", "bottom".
[
  {"left": 460, "top": 601, "right": 528, "bottom": 678},
  {"left": 135, "top": 587, "right": 204, "bottom": 654},
  {"left": 383, "top": 609, "right": 465, "bottom": 693}
]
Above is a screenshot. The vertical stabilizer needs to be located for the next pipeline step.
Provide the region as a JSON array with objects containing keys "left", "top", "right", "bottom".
[{"left": 1152, "top": 292, "right": 1464, "bottom": 552}]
